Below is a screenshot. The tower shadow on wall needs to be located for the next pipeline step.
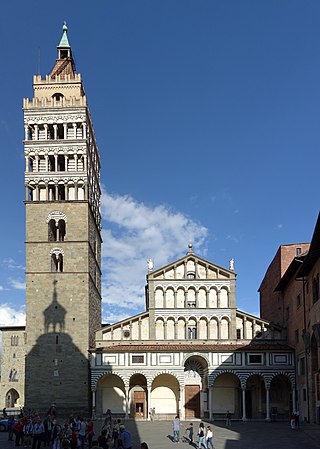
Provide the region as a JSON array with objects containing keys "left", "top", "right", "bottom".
[{"left": 25, "top": 280, "right": 91, "bottom": 417}]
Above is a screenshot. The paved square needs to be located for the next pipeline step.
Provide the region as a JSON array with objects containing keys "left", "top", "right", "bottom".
[{"left": 1, "top": 420, "right": 320, "bottom": 449}]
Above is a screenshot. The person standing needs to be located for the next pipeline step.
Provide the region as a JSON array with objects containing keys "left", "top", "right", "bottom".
[
  {"left": 226, "top": 411, "right": 232, "bottom": 427},
  {"left": 78, "top": 418, "right": 87, "bottom": 449},
  {"left": 32, "top": 418, "right": 45, "bottom": 449},
  {"left": 119, "top": 425, "right": 132, "bottom": 449},
  {"left": 198, "top": 423, "right": 207, "bottom": 449},
  {"left": 206, "top": 426, "right": 214, "bottom": 449},
  {"left": 172, "top": 416, "right": 181, "bottom": 443},
  {"left": 23, "top": 418, "right": 34, "bottom": 449}
]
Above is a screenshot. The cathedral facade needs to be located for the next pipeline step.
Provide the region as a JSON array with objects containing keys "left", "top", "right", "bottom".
[{"left": 1, "top": 26, "right": 295, "bottom": 420}]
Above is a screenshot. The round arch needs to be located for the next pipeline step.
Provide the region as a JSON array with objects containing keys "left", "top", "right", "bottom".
[
  {"left": 212, "top": 372, "right": 242, "bottom": 419},
  {"left": 245, "top": 374, "right": 266, "bottom": 419},
  {"left": 96, "top": 373, "right": 126, "bottom": 416},
  {"left": 151, "top": 373, "right": 180, "bottom": 418},
  {"left": 5, "top": 388, "right": 20, "bottom": 408},
  {"left": 269, "top": 374, "right": 292, "bottom": 419},
  {"left": 129, "top": 373, "right": 148, "bottom": 419}
]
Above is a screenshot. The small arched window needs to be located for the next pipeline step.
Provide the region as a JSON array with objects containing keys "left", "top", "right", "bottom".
[
  {"left": 47, "top": 212, "right": 67, "bottom": 242},
  {"left": 50, "top": 248, "right": 64, "bottom": 272},
  {"left": 52, "top": 93, "right": 64, "bottom": 102}
]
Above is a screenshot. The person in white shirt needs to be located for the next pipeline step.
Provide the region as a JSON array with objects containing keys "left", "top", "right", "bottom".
[{"left": 206, "top": 426, "right": 214, "bottom": 449}]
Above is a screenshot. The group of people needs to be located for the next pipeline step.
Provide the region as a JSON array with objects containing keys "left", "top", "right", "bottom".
[
  {"left": 7, "top": 411, "right": 95, "bottom": 449},
  {"left": 172, "top": 417, "right": 214, "bottom": 448}
]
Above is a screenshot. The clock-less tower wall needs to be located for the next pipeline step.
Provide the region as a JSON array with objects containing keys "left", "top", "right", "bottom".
[{"left": 23, "top": 24, "right": 102, "bottom": 414}]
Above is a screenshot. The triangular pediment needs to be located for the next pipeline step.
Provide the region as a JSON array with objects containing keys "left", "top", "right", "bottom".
[{"left": 148, "top": 252, "right": 235, "bottom": 281}]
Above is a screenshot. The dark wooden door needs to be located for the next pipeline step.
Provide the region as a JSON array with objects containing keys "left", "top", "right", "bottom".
[
  {"left": 134, "top": 391, "right": 145, "bottom": 418},
  {"left": 185, "top": 385, "right": 200, "bottom": 418}
]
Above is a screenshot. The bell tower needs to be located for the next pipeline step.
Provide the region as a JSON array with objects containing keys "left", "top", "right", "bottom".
[{"left": 23, "top": 23, "right": 102, "bottom": 414}]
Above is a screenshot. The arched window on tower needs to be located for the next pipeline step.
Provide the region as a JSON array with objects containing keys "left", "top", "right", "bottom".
[
  {"left": 50, "top": 249, "right": 64, "bottom": 272},
  {"left": 58, "top": 220, "right": 66, "bottom": 241},
  {"left": 48, "top": 219, "right": 57, "bottom": 242}
]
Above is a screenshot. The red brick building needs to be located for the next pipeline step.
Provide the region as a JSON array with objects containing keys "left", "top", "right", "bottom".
[{"left": 259, "top": 214, "right": 320, "bottom": 423}]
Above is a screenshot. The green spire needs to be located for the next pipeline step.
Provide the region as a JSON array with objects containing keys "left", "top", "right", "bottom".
[{"left": 58, "top": 21, "right": 70, "bottom": 48}]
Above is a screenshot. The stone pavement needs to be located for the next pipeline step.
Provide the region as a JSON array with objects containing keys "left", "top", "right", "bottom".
[{"left": 1, "top": 420, "right": 320, "bottom": 449}]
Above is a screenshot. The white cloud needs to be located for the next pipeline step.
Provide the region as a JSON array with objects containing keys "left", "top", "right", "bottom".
[
  {"left": 8, "top": 279, "right": 26, "bottom": 290},
  {"left": 101, "top": 191, "right": 208, "bottom": 323},
  {"left": 0, "top": 304, "right": 25, "bottom": 327},
  {"left": 2, "top": 258, "right": 25, "bottom": 270},
  {"left": 0, "top": 286, "right": 4, "bottom": 291}
]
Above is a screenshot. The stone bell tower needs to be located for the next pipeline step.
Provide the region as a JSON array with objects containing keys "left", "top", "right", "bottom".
[{"left": 23, "top": 23, "right": 102, "bottom": 414}]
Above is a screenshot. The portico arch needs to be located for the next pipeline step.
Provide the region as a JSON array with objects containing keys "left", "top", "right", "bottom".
[
  {"left": 212, "top": 372, "right": 241, "bottom": 419},
  {"left": 151, "top": 374, "right": 180, "bottom": 418},
  {"left": 96, "top": 373, "right": 126, "bottom": 416},
  {"left": 269, "top": 374, "right": 292, "bottom": 419},
  {"left": 129, "top": 373, "right": 147, "bottom": 419},
  {"left": 245, "top": 374, "right": 266, "bottom": 419},
  {"left": 184, "top": 355, "right": 209, "bottom": 418}
]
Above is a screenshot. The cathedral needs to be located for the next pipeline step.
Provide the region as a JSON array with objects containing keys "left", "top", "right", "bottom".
[{"left": 0, "top": 25, "right": 296, "bottom": 420}]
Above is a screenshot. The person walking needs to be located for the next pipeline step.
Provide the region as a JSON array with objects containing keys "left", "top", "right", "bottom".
[
  {"left": 23, "top": 418, "right": 34, "bottom": 449},
  {"left": 172, "top": 416, "right": 182, "bottom": 443},
  {"left": 32, "top": 418, "right": 45, "bottom": 449},
  {"left": 206, "top": 426, "right": 214, "bottom": 449},
  {"left": 185, "top": 423, "right": 194, "bottom": 445},
  {"left": 198, "top": 422, "right": 207, "bottom": 449}
]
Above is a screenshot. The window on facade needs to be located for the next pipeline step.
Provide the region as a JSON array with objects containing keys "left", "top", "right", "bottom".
[
  {"left": 188, "top": 326, "right": 197, "bottom": 340},
  {"left": 51, "top": 253, "right": 63, "bottom": 272},
  {"left": 248, "top": 354, "right": 262, "bottom": 364},
  {"left": 236, "top": 329, "right": 241, "bottom": 339},
  {"left": 132, "top": 355, "right": 144, "bottom": 364},
  {"left": 187, "top": 272, "right": 195, "bottom": 279},
  {"left": 48, "top": 219, "right": 66, "bottom": 242},
  {"left": 187, "top": 301, "right": 196, "bottom": 308},
  {"left": 296, "top": 293, "right": 301, "bottom": 308},
  {"left": 11, "top": 336, "right": 19, "bottom": 346},
  {"left": 295, "top": 329, "right": 299, "bottom": 343},
  {"left": 296, "top": 247, "right": 302, "bottom": 256}
]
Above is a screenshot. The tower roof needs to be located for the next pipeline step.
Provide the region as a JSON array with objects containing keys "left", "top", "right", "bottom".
[
  {"left": 50, "top": 22, "right": 75, "bottom": 78},
  {"left": 58, "top": 21, "right": 70, "bottom": 48}
]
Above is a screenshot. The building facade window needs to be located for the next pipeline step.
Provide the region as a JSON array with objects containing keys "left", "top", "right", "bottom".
[
  {"left": 188, "top": 326, "right": 197, "bottom": 339},
  {"left": 312, "top": 274, "right": 319, "bottom": 304},
  {"left": 132, "top": 355, "right": 144, "bottom": 364},
  {"left": 300, "top": 357, "right": 305, "bottom": 375},
  {"left": 296, "top": 293, "right": 301, "bottom": 308}
]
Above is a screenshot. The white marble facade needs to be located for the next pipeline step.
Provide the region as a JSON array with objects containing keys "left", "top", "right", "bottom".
[{"left": 91, "top": 247, "right": 295, "bottom": 421}]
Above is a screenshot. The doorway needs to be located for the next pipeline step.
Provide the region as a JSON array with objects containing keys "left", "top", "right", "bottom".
[
  {"left": 185, "top": 385, "right": 200, "bottom": 418},
  {"left": 134, "top": 391, "right": 145, "bottom": 418}
]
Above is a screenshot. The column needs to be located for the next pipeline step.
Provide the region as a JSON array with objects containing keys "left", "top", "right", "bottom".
[
  {"left": 206, "top": 289, "right": 209, "bottom": 308},
  {"left": 252, "top": 320, "right": 256, "bottom": 338},
  {"left": 65, "top": 155, "right": 68, "bottom": 172},
  {"left": 92, "top": 390, "right": 96, "bottom": 420},
  {"left": 54, "top": 154, "right": 58, "bottom": 172},
  {"left": 44, "top": 124, "right": 48, "bottom": 140},
  {"left": 265, "top": 387, "right": 270, "bottom": 421},
  {"left": 164, "top": 321, "right": 167, "bottom": 340},
  {"left": 208, "top": 386, "right": 213, "bottom": 421},
  {"left": 138, "top": 318, "right": 142, "bottom": 340},
  {"left": 195, "top": 289, "right": 199, "bottom": 308},
  {"left": 46, "top": 184, "right": 49, "bottom": 201},
  {"left": 53, "top": 124, "right": 58, "bottom": 140},
  {"left": 73, "top": 123, "right": 77, "bottom": 139},
  {"left": 184, "top": 262, "right": 187, "bottom": 278},
  {"left": 55, "top": 184, "right": 58, "bottom": 201},
  {"left": 35, "top": 155, "right": 39, "bottom": 172},
  {"left": 174, "top": 320, "right": 178, "bottom": 339},
  {"left": 25, "top": 157, "right": 28, "bottom": 172},
  {"left": 147, "top": 386, "right": 152, "bottom": 421},
  {"left": 45, "top": 155, "right": 49, "bottom": 172},
  {"left": 24, "top": 125, "right": 28, "bottom": 141},
  {"left": 292, "top": 388, "right": 296, "bottom": 413},
  {"left": 75, "top": 182, "right": 78, "bottom": 200},
  {"left": 63, "top": 123, "right": 67, "bottom": 139},
  {"left": 25, "top": 186, "right": 29, "bottom": 201},
  {"left": 125, "top": 386, "right": 129, "bottom": 419},
  {"left": 84, "top": 154, "right": 87, "bottom": 171},
  {"left": 179, "top": 386, "right": 185, "bottom": 420},
  {"left": 217, "top": 290, "right": 220, "bottom": 308},
  {"left": 174, "top": 290, "right": 177, "bottom": 308},
  {"left": 82, "top": 122, "right": 87, "bottom": 139},
  {"left": 35, "top": 185, "right": 39, "bottom": 201},
  {"left": 241, "top": 387, "right": 246, "bottom": 421},
  {"left": 34, "top": 124, "right": 38, "bottom": 140},
  {"left": 65, "top": 182, "right": 69, "bottom": 201},
  {"left": 243, "top": 317, "right": 247, "bottom": 339}
]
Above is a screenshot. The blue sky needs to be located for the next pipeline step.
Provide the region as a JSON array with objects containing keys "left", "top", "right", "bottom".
[{"left": 0, "top": 1, "right": 319, "bottom": 327}]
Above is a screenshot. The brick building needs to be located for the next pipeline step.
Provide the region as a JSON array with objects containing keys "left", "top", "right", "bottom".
[{"left": 259, "top": 213, "right": 320, "bottom": 423}]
